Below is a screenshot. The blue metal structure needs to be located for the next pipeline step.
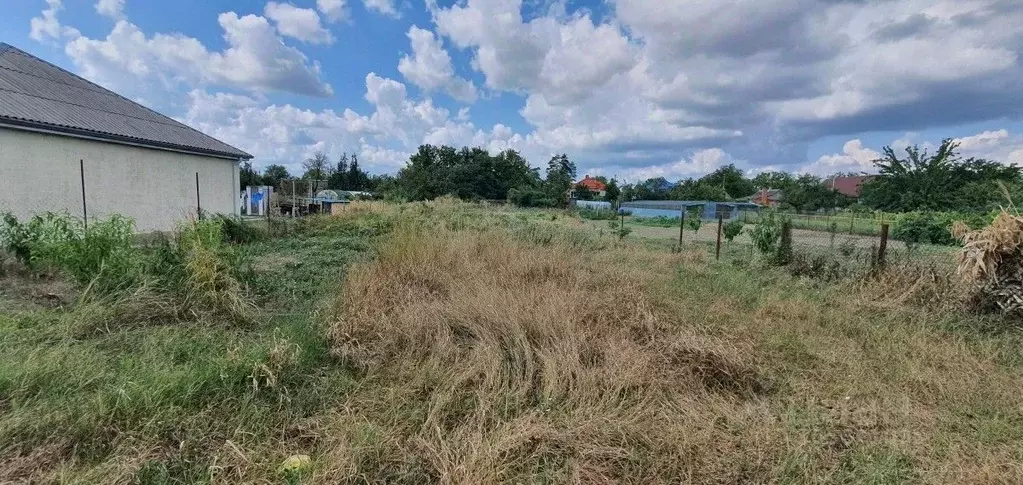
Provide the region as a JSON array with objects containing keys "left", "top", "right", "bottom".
[{"left": 620, "top": 200, "right": 760, "bottom": 220}]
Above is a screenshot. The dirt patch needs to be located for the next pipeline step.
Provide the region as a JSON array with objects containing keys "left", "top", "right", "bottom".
[{"left": 0, "top": 272, "right": 77, "bottom": 310}]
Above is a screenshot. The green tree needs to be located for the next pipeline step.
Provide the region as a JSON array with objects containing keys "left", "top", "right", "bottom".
[
  {"left": 262, "top": 164, "right": 291, "bottom": 187},
  {"left": 544, "top": 154, "right": 576, "bottom": 206},
  {"left": 859, "top": 139, "right": 1020, "bottom": 212},
  {"left": 239, "top": 161, "right": 264, "bottom": 189},
  {"left": 574, "top": 182, "right": 595, "bottom": 200},
  {"left": 603, "top": 178, "right": 621, "bottom": 203},
  {"left": 302, "top": 151, "right": 331, "bottom": 192},
  {"left": 347, "top": 154, "right": 369, "bottom": 191},
  {"left": 699, "top": 164, "right": 756, "bottom": 199},
  {"left": 328, "top": 153, "right": 349, "bottom": 189}
]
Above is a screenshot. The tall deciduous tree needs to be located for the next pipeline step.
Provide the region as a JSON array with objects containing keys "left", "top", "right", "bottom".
[
  {"left": 303, "top": 151, "right": 331, "bottom": 192},
  {"left": 262, "top": 164, "right": 291, "bottom": 187},
  {"left": 859, "top": 139, "right": 1020, "bottom": 212}
]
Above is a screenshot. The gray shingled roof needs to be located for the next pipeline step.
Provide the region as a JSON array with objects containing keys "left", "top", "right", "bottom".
[{"left": 0, "top": 43, "right": 252, "bottom": 160}]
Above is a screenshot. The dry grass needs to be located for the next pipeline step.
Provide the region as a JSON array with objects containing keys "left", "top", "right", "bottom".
[
  {"left": 3, "top": 200, "right": 1023, "bottom": 483},
  {"left": 324, "top": 222, "right": 783, "bottom": 483},
  {"left": 956, "top": 210, "right": 1023, "bottom": 316}
]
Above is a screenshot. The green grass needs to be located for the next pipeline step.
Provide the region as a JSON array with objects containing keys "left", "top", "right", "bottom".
[{"left": 1, "top": 201, "right": 1022, "bottom": 483}]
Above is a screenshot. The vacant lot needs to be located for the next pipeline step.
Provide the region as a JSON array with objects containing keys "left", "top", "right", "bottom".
[{"left": 1, "top": 201, "right": 1020, "bottom": 483}]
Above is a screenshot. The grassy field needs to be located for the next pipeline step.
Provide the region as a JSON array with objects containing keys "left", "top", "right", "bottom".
[{"left": 1, "top": 201, "right": 1021, "bottom": 483}]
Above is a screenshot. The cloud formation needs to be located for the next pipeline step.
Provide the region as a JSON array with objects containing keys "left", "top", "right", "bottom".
[
  {"left": 265, "top": 2, "right": 334, "bottom": 44},
  {"left": 23, "top": 0, "right": 1023, "bottom": 178},
  {"left": 398, "top": 26, "right": 478, "bottom": 103}
]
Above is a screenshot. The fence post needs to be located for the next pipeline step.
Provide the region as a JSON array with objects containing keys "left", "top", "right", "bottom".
[
  {"left": 849, "top": 213, "right": 855, "bottom": 235},
  {"left": 877, "top": 223, "right": 889, "bottom": 270},
  {"left": 79, "top": 159, "right": 88, "bottom": 229},
  {"left": 678, "top": 209, "right": 685, "bottom": 246},
  {"left": 195, "top": 172, "right": 202, "bottom": 220},
  {"left": 716, "top": 215, "right": 723, "bottom": 260}
]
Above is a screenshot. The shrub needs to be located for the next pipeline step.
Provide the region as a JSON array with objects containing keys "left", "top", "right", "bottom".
[
  {"left": 0, "top": 212, "right": 139, "bottom": 294},
  {"left": 773, "top": 221, "right": 793, "bottom": 265},
  {"left": 508, "top": 186, "right": 556, "bottom": 208},
  {"left": 750, "top": 210, "right": 783, "bottom": 256},
  {"left": 213, "top": 214, "right": 266, "bottom": 244},
  {"left": 686, "top": 210, "right": 703, "bottom": 232},
  {"left": 577, "top": 208, "right": 618, "bottom": 221},
  {"left": 722, "top": 220, "right": 744, "bottom": 243},
  {"left": 892, "top": 211, "right": 995, "bottom": 246}
]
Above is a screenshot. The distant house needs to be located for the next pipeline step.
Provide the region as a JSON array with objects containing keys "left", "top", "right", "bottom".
[
  {"left": 573, "top": 175, "right": 607, "bottom": 198},
  {"left": 826, "top": 175, "right": 876, "bottom": 198},
  {"left": 750, "top": 188, "right": 782, "bottom": 207},
  {"left": 0, "top": 43, "right": 252, "bottom": 232}
]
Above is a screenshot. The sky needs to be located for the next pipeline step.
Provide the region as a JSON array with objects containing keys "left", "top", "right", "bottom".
[{"left": 5, "top": 0, "right": 1023, "bottom": 181}]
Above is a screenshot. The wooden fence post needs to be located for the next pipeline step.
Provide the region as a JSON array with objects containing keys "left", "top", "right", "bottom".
[
  {"left": 716, "top": 215, "right": 723, "bottom": 260},
  {"left": 877, "top": 223, "right": 889, "bottom": 269}
]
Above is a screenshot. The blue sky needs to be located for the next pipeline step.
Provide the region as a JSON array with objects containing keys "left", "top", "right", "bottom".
[{"left": 6, "top": 0, "right": 1023, "bottom": 181}]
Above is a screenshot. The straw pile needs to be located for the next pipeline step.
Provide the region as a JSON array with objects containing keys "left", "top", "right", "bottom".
[{"left": 955, "top": 211, "right": 1023, "bottom": 315}]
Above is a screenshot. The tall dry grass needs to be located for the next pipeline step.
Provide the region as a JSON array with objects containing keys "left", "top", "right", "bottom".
[{"left": 324, "top": 223, "right": 775, "bottom": 483}]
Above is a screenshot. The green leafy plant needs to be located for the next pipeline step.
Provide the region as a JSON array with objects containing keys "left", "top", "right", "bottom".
[
  {"left": 722, "top": 220, "right": 744, "bottom": 243},
  {"left": 750, "top": 210, "right": 783, "bottom": 256},
  {"left": 686, "top": 210, "right": 703, "bottom": 232}
]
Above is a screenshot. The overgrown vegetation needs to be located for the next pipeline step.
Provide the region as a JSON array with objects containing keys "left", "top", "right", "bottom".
[{"left": 2, "top": 201, "right": 1022, "bottom": 483}]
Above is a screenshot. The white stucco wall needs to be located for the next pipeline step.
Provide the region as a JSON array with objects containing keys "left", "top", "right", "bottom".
[{"left": 0, "top": 127, "right": 241, "bottom": 232}]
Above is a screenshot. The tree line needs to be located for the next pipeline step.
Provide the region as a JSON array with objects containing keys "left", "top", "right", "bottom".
[
  {"left": 240, "top": 150, "right": 390, "bottom": 193},
  {"left": 242, "top": 139, "right": 1022, "bottom": 214}
]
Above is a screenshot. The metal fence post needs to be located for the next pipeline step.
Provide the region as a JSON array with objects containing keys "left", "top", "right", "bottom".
[
  {"left": 716, "top": 215, "right": 723, "bottom": 260},
  {"left": 195, "top": 172, "right": 202, "bottom": 219},
  {"left": 877, "top": 223, "right": 889, "bottom": 269},
  {"left": 79, "top": 159, "right": 88, "bottom": 229},
  {"left": 678, "top": 209, "right": 685, "bottom": 246}
]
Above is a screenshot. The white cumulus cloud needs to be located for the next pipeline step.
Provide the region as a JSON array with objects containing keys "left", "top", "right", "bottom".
[
  {"left": 398, "top": 26, "right": 478, "bottom": 103},
  {"left": 264, "top": 2, "right": 334, "bottom": 45},
  {"left": 95, "top": 0, "right": 125, "bottom": 19}
]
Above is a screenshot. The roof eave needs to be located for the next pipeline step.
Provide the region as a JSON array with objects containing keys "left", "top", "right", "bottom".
[{"left": 0, "top": 117, "right": 253, "bottom": 160}]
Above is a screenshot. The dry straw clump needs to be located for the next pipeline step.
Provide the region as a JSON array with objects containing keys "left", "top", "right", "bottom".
[
  {"left": 324, "top": 224, "right": 774, "bottom": 482},
  {"left": 956, "top": 210, "right": 1023, "bottom": 315}
]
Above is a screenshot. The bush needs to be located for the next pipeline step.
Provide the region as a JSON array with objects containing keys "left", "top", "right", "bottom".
[
  {"left": 892, "top": 211, "right": 995, "bottom": 246},
  {"left": 577, "top": 208, "right": 618, "bottom": 221},
  {"left": 750, "top": 210, "right": 783, "bottom": 256},
  {"left": 213, "top": 214, "right": 266, "bottom": 244},
  {"left": 508, "top": 186, "right": 556, "bottom": 208},
  {"left": 1, "top": 212, "right": 139, "bottom": 294},
  {"left": 686, "top": 211, "right": 703, "bottom": 232},
  {"left": 722, "top": 220, "right": 744, "bottom": 243}
]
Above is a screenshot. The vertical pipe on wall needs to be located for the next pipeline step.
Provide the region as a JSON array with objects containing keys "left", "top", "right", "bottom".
[{"left": 79, "top": 159, "right": 87, "bottom": 229}]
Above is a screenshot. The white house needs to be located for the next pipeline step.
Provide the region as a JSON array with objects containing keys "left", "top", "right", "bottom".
[{"left": 0, "top": 43, "right": 252, "bottom": 232}]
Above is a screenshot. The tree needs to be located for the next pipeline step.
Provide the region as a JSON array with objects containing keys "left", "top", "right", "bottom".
[
  {"left": 396, "top": 145, "right": 541, "bottom": 201},
  {"left": 239, "top": 161, "right": 264, "bottom": 189},
  {"left": 859, "top": 139, "right": 1020, "bottom": 212},
  {"left": 604, "top": 178, "right": 621, "bottom": 203},
  {"left": 302, "top": 151, "right": 330, "bottom": 192},
  {"left": 574, "top": 182, "right": 595, "bottom": 200},
  {"left": 544, "top": 154, "right": 576, "bottom": 206},
  {"left": 347, "top": 154, "right": 369, "bottom": 191},
  {"left": 328, "top": 153, "right": 349, "bottom": 189},
  {"left": 262, "top": 164, "right": 291, "bottom": 187},
  {"left": 700, "top": 164, "right": 756, "bottom": 199}
]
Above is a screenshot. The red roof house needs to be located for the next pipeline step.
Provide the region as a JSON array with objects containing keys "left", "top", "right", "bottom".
[
  {"left": 826, "top": 175, "right": 876, "bottom": 198},
  {"left": 576, "top": 175, "right": 607, "bottom": 193}
]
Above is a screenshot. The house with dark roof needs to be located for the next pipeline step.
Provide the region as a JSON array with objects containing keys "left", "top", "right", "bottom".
[{"left": 0, "top": 43, "right": 252, "bottom": 231}]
